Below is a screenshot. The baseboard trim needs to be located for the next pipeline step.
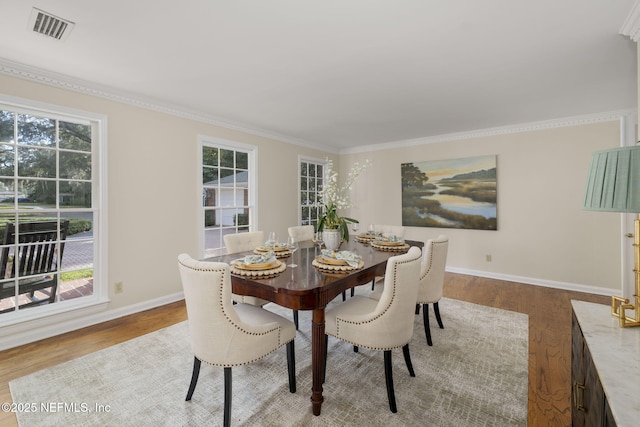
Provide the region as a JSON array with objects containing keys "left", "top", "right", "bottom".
[
  {"left": 447, "top": 267, "right": 617, "bottom": 297},
  {"left": 0, "top": 292, "right": 185, "bottom": 351}
]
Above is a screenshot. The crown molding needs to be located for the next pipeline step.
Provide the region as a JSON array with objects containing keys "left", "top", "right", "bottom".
[
  {"left": 0, "top": 58, "right": 338, "bottom": 154},
  {"left": 1, "top": 58, "right": 633, "bottom": 157},
  {"left": 341, "top": 110, "right": 638, "bottom": 154},
  {"left": 620, "top": 0, "right": 640, "bottom": 41}
]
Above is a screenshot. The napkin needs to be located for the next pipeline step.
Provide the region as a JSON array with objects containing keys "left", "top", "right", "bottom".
[
  {"left": 264, "top": 241, "right": 288, "bottom": 250},
  {"left": 235, "top": 252, "right": 276, "bottom": 265},
  {"left": 376, "top": 234, "right": 403, "bottom": 243},
  {"left": 321, "top": 249, "right": 362, "bottom": 268}
]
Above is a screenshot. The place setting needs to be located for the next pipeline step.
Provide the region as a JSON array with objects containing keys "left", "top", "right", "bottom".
[
  {"left": 312, "top": 248, "right": 364, "bottom": 273},
  {"left": 229, "top": 252, "right": 286, "bottom": 278},
  {"left": 370, "top": 234, "right": 410, "bottom": 252},
  {"left": 355, "top": 223, "right": 378, "bottom": 244},
  {"left": 254, "top": 231, "right": 292, "bottom": 258}
]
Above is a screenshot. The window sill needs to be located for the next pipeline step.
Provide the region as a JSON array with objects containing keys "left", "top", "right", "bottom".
[{"left": 0, "top": 297, "right": 110, "bottom": 350}]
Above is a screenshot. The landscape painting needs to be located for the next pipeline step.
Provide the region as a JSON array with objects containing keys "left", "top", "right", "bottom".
[{"left": 401, "top": 155, "right": 497, "bottom": 230}]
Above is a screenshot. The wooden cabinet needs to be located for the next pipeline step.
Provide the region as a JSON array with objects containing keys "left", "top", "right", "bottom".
[{"left": 571, "top": 311, "right": 616, "bottom": 427}]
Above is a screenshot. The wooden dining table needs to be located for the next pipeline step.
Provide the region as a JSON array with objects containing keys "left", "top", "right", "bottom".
[{"left": 204, "top": 237, "right": 422, "bottom": 416}]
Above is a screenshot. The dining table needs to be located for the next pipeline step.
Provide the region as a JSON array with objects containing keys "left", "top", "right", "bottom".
[{"left": 204, "top": 236, "right": 423, "bottom": 416}]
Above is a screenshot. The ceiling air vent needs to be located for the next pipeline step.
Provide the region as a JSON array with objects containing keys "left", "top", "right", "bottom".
[{"left": 28, "top": 8, "right": 74, "bottom": 41}]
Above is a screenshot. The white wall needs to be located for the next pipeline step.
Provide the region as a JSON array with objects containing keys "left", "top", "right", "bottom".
[{"left": 343, "top": 121, "right": 623, "bottom": 293}]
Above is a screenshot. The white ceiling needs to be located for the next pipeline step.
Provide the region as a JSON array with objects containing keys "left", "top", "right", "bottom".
[{"left": 0, "top": 0, "right": 637, "bottom": 152}]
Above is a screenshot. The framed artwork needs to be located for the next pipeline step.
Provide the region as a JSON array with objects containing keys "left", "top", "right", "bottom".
[{"left": 401, "top": 155, "right": 497, "bottom": 230}]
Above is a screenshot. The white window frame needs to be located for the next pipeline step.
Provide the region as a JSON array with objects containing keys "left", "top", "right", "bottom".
[
  {"left": 298, "top": 156, "right": 327, "bottom": 228},
  {"left": 0, "top": 94, "right": 108, "bottom": 328},
  {"left": 198, "top": 135, "right": 257, "bottom": 258}
]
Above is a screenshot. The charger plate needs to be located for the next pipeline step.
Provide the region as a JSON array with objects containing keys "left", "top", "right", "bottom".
[
  {"left": 371, "top": 241, "right": 410, "bottom": 252},
  {"left": 312, "top": 257, "right": 364, "bottom": 273},
  {"left": 318, "top": 256, "right": 349, "bottom": 266},
  {"left": 231, "top": 260, "right": 286, "bottom": 278},
  {"left": 255, "top": 247, "right": 291, "bottom": 258},
  {"left": 233, "top": 260, "right": 280, "bottom": 270},
  {"left": 355, "top": 233, "right": 376, "bottom": 243},
  {"left": 256, "top": 245, "right": 289, "bottom": 252}
]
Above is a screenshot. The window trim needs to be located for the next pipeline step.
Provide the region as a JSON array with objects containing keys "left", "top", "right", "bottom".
[
  {"left": 297, "top": 155, "right": 327, "bottom": 227},
  {"left": 198, "top": 135, "right": 258, "bottom": 258},
  {"left": 0, "top": 94, "right": 108, "bottom": 327}
]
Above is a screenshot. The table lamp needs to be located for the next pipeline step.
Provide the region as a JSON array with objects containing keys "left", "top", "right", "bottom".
[{"left": 583, "top": 144, "right": 640, "bottom": 327}]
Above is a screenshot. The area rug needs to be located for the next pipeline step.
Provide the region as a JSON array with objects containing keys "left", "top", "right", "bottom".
[{"left": 10, "top": 293, "right": 528, "bottom": 426}]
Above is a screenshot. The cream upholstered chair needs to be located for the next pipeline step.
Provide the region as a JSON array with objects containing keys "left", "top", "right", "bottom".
[
  {"left": 368, "top": 235, "right": 449, "bottom": 346},
  {"left": 223, "top": 231, "right": 265, "bottom": 255},
  {"left": 224, "top": 231, "right": 270, "bottom": 306},
  {"left": 178, "top": 254, "right": 296, "bottom": 427},
  {"left": 324, "top": 246, "right": 422, "bottom": 413},
  {"left": 369, "top": 224, "right": 406, "bottom": 291},
  {"left": 224, "top": 231, "right": 300, "bottom": 329},
  {"left": 287, "top": 225, "right": 314, "bottom": 241},
  {"left": 414, "top": 235, "right": 449, "bottom": 346}
]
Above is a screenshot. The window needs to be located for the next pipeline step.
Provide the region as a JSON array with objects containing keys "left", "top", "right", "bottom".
[
  {"left": 200, "top": 137, "right": 256, "bottom": 257},
  {"left": 299, "top": 158, "right": 325, "bottom": 229},
  {"left": 0, "top": 99, "right": 103, "bottom": 318}
]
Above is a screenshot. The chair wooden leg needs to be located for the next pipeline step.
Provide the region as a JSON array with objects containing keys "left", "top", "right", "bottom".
[
  {"left": 423, "top": 304, "right": 433, "bottom": 346},
  {"left": 342, "top": 288, "right": 355, "bottom": 301},
  {"left": 48, "top": 280, "right": 58, "bottom": 304},
  {"left": 402, "top": 344, "right": 416, "bottom": 377},
  {"left": 371, "top": 279, "right": 375, "bottom": 291},
  {"left": 384, "top": 350, "right": 397, "bottom": 413},
  {"left": 185, "top": 356, "right": 201, "bottom": 401},
  {"left": 223, "top": 367, "right": 232, "bottom": 427},
  {"left": 286, "top": 340, "right": 296, "bottom": 393},
  {"left": 415, "top": 303, "right": 420, "bottom": 315},
  {"left": 293, "top": 310, "right": 299, "bottom": 330},
  {"left": 434, "top": 301, "right": 444, "bottom": 329}
]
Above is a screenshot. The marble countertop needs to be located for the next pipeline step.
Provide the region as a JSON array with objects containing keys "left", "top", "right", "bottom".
[{"left": 571, "top": 300, "right": 640, "bottom": 426}]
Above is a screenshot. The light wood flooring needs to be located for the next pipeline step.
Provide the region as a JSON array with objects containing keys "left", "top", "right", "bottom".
[{"left": 0, "top": 272, "right": 609, "bottom": 426}]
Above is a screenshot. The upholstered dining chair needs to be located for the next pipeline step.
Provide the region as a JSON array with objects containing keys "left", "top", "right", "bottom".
[
  {"left": 324, "top": 246, "right": 422, "bottom": 413},
  {"left": 287, "top": 225, "right": 314, "bottom": 242},
  {"left": 178, "top": 254, "right": 296, "bottom": 427},
  {"left": 369, "top": 235, "right": 449, "bottom": 346},
  {"left": 224, "top": 231, "right": 269, "bottom": 307},
  {"left": 370, "top": 224, "right": 406, "bottom": 291},
  {"left": 224, "top": 231, "right": 300, "bottom": 329},
  {"left": 414, "top": 235, "right": 449, "bottom": 346}
]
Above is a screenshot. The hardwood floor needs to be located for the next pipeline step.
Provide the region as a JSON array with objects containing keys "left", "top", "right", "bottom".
[
  {"left": 444, "top": 273, "right": 609, "bottom": 426},
  {"left": 0, "top": 272, "right": 609, "bottom": 426}
]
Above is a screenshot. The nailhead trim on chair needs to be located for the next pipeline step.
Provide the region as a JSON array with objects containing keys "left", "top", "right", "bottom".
[
  {"left": 416, "top": 239, "right": 447, "bottom": 305},
  {"left": 182, "top": 259, "right": 293, "bottom": 368},
  {"left": 330, "top": 251, "right": 419, "bottom": 351}
]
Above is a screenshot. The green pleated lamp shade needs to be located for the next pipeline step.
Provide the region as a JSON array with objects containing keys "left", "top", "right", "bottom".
[{"left": 583, "top": 145, "right": 640, "bottom": 213}]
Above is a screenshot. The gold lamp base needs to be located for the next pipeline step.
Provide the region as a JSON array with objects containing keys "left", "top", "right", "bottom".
[
  {"left": 611, "top": 214, "right": 640, "bottom": 328},
  {"left": 611, "top": 296, "right": 640, "bottom": 327}
]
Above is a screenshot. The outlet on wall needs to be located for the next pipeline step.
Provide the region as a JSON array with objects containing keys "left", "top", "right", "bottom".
[
  {"left": 114, "top": 281, "right": 123, "bottom": 293},
  {"left": 485, "top": 254, "right": 492, "bottom": 262}
]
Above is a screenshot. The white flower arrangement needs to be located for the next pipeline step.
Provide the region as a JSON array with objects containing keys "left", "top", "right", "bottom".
[{"left": 318, "top": 158, "right": 372, "bottom": 241}]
